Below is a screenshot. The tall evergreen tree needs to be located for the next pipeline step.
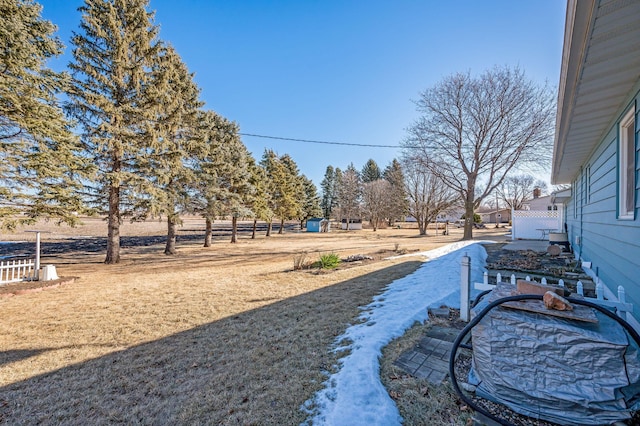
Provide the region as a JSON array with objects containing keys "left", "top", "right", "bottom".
[
  {"left": 299, "top": 175, "right": 321, "bottom": 228},
  {"left": 220, "top": 139, "right": 254, "bottom": 244},
  {"left": 383, "top": 159, "right": 408, "bottom": 225},
  {"left": 260, "top": 149, "right": 281, "bottom": 237},
  {"left": 1, "top": 0, "right": 90, "bottom": 229},
  {"left": 67, "top": 0, "right": 162, "bottom": 263},
  {"left": 336, "top": 163, "right": 361, "bottom": 230},
  {"left": 247, "top": 156, "right": 272, "bottom": 239},
  {"left": 361, "top": 159, "right": 381, "bottom": 183},
  {"left": 278, "top": 154, "right": 304, "bottom": 234},
  {"left": 320, "top": 166, "right": 335, "bottom": 218},
  {"left": 137, "top": 44, "right": 203, "bottom": 255},
  {"left": 192, "top": 111, "right": 226, "bottom": 247},
  {"left": 333, "top": 167, "right": 343, "bottom": 221},
  {"left": 193, "top": 111, "right": 252, "bottom": 245}
]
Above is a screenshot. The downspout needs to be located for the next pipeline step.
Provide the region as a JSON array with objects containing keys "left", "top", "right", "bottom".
[{"left": 578, "top": 167, "right": 584, "bottom": 261}]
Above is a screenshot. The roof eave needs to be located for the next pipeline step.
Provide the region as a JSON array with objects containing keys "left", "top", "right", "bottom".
[{"left": 551, "top": 0, "right": 597, "bottom": 185}]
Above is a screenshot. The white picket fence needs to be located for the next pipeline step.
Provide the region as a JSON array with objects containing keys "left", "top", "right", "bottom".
[
  {"left": 0, "top": 258, "right": 36, "bottom": 284},
  {"left": 474, "top": 272, "right": 634, "bottom": 323}
]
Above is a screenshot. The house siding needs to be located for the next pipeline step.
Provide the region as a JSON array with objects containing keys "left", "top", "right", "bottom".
[{"left": 566, "top": 90, "right": 640, "bottom": 319}]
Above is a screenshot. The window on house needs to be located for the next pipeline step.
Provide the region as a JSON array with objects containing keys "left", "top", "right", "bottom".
[{"left": 619, "top": 107, "right": 636, "bottom": 219}]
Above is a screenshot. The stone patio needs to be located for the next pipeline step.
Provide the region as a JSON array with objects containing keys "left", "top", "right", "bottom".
[{"left": 394, "top": 323, "right": 466, "bottom": 385}]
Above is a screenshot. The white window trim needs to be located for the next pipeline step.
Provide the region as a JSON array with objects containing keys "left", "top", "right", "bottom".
[{"left": 619, "top": 107, "right": 636, "bottom": 220}]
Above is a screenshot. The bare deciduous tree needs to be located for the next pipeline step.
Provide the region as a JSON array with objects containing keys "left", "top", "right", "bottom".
[
  {"left": 362, "top": 179, "right": 391, "bottom": 231},
  {"left": 404, "top": 66, "right": 555, "bottom": 239},
  {"left": 497, "top": 174, "right": 548, "bottom": 210},
  {"left": 402, "top": 158, "right": 458, "bottom": 236}
]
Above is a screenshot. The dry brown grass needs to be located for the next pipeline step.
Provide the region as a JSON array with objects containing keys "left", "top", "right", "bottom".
[{"left": 0, "top": 218, "right": 507, "bottom": 424}]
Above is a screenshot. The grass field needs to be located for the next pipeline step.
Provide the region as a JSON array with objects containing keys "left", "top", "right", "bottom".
[{"left": 0, "top": 217, "right": 506, "bottom": 424}]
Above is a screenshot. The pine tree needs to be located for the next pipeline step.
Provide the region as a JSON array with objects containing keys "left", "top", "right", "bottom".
[
  {"left": 192, "top": 111, "right": 226, "bottom": 247},
  {"left": 259, "top": 150, "right": 276, "bottom": 236},
  {"left": 277, "top": 154, "right": 304, "bottom": 233},
  {"left": 221, "top": 139, "right": 254, "bottom": 244},
  {"left": 1, "top": 0, "right": 89, "bottom": 229},
  {"left": 383, "top": 159, "right": 408, "bottom": 225},
  {"left": 193, "top": 111, "right": 253, "bottom": 244},
  {"left": 136, "top": 44, "right": 203, "bottom": 255},
  {"left": 260, "top": 150, "right": 286, "bottom": 236},
  {"left": 67, "top": 0, "right": 162, "bottom": 263},
  {"left": 247, "top": 157, "right": 272, "bottom": 239},
  {"left": 337, "top": 163, "right": 362, "bottom": 230},
  {"left": 333, "top": 167, "right": 343, "bottom": 221},
  {"left": 299, "top": 175, "right": 321, "bottom": 228},
  {"left": 361, "top": 159, "right": 381, "bottom": 183},
  {"left": 320, "top": 166, "right": 335, "bottom": 218}
]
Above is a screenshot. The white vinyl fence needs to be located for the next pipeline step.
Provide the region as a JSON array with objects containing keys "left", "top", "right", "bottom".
[
  {"left": 0, "top": 258, "right": 36, "bottom": 284},
  {"left": 511, "top": 209, "right": 562, "bottom": 240}
]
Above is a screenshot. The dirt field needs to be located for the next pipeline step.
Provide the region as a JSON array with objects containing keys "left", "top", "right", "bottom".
[{"left": 0, "top": 217, "right": 508, "bottom": 424}]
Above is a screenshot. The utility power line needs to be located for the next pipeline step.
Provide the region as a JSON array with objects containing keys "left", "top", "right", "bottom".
[{"left": 239, "top": 132, "right": 403, "bottom": 148}]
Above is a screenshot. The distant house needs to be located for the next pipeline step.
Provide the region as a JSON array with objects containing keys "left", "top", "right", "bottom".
[
  {"left": 476, "top": 207, "right": 511, "bottom": 224},
  {"left": 436, "top": 208, "right": 465, "bottom": 223},
  {"left": 522, "top": 195, "right": 561, "bottom": 211},
  {"left": 552, "top": 0, "right": 640, "bottom": 325}
]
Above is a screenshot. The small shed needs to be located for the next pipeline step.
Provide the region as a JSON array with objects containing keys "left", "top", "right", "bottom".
[
  {"left": 341, "top": 218, "right": 362, "bottom": 230},
  {"left": 307, "top": 218, "right": 330, "bottom": 232}
]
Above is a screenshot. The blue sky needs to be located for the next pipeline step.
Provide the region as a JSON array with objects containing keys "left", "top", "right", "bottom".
[{"left": 39, "top": 0, "right": 566, "bottom": 186}]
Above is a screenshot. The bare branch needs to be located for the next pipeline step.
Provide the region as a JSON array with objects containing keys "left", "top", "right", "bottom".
[{"left": 403, "top": 66, "right": 555, "bottom": 239}]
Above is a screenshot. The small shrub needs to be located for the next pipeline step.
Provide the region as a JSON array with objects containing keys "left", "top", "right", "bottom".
[
  {"left": 293, "top": 252, "right": 308, "bottom": 270},
  {"left": 318, "top": 253, "right": 341, "bottom": 269}
]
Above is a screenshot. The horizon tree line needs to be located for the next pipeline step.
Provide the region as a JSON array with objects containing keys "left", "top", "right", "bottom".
[{"left": 0, "top": 0, "right": 321, "bottom": 263}]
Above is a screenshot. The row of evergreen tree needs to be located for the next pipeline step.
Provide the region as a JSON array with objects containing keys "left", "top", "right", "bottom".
[{"left": 1, "top": 0, "right": 324, "bottom": 263}]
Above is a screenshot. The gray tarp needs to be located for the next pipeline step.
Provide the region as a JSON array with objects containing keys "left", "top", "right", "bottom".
[{"left": 469, "top": 283, "right": 640, "bottom": 425}]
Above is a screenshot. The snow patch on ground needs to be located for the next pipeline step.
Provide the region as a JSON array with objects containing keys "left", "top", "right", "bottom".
[{"left": 302, "top": 241, "right": 490, "bottom": 426}]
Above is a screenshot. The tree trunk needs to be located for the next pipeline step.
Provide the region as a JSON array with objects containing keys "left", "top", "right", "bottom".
[
  {"left": 463, "top": 198, "right": 474, "bottom": 240},
  {"left": 105, "top": 185, "right": 121, "bottom": 264},
  {"left": 165, "top": 216, "right": 177, "bottom": 255},
  {"left": 204, "top": 218, "right": 212, "bottom": 247},
  {"left": 230, "top": 216, "right": 238, "bottom": 243},
  {"left": 278, "top": 218, "right": 284, "bottom": 234},
  {"left": 300, "top": 219, "right": 304, "bottom": 230},
  {"left": 266, "top": 221, "right": 272, "bottom": 237},
  {"left": 418, "top": 218, "right": 427, "bottom": 235},
  {"left": 372, "top": 217, "right": 378, "bottom": 232},
  {"left": 251, "top": 219, "right": 257, "bottom": 239}
]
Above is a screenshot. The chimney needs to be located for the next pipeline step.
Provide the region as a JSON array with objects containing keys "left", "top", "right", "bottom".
[{"left": 533, "top": 187, "right": 541, "bottom": 198}]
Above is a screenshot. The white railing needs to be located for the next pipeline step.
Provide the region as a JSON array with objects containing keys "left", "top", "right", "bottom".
[
  {"left": 0, "top": 258, "right": 36, "bottom": 284},
  {"left": 473, "top": 272, "right": 634, "bottom": 323}
]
